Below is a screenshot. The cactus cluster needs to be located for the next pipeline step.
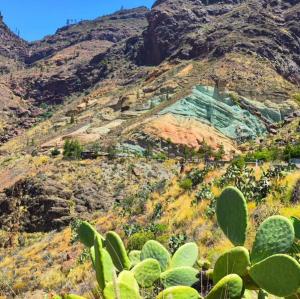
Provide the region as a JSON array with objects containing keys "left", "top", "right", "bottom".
[
  {"left": 214, "top": 186, "right": 300, "bottom": 298},
  {"left": 59, "top": 186, "right": 300, "bottom": 299}
]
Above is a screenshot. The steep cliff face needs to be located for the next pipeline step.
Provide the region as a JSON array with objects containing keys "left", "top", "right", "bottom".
[
  {"left": 0, "top": 16, "right": 28, "bottom": 61},
  {"left": 139, "top": 0, "right": 300, "bottom": 84}
]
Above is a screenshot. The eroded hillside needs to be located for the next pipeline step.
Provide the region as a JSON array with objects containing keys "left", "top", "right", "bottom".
[{"left": 0, "top": 0, "right": 299, "bottom": 298}]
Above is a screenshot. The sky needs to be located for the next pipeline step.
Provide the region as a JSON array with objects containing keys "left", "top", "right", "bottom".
[{"left": 0, "top": 0, "right": 154, "bottom": 42}]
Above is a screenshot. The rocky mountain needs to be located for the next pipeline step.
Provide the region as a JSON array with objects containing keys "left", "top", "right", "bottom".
[
  {"left": 0, "top": 7, "right": 149, "bottom": 144},
  {"left": 139, "top": 0, "right": 300, "bottom": 83},
  {"left": 0, "top": 1, "right": 299, "bottom": 298}
]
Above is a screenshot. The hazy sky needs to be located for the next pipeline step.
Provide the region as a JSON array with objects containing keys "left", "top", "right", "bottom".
[{"left": 0, "top": 0, "right": 154, "bottom": 42}]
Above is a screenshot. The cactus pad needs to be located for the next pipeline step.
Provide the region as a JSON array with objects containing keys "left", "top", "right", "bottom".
[
  {"left": 118, "top": 270, "right": 139, "bottom": 292},
  {"left": 251, "top": 215, "right": 295, "bottom": 263},
  {"left": 213, "top": 246, "right": 251, "bottom": 283},
  {"left": 206, "top": 274, "right": 244, "bottom": 299},
  {"left": 249, "top": 254, "right": 300, "bottom": 297},
  {"left": 140, "top": 240, "right": 170, "bottom": 271},
  {"left": 94, "top": 235, "right": 115, "bottom": 290},
  {"left": 105, "top": 231, "right": 131, "bottom": 271},
  {"left": 103, "top": 281, "right": 141, "bottom": 299},
  {"left": 156, "top": 286, "right": 202, "bottom": 299},
  {"left": 291, "top": 216, "right": 300, "bottom": 239},
  {"left": 216, "top": 187, "right": 248, "bottom": 246},
  {"left": 170, "top": 242, "right": 198, "bottom": 268},
  {"left": 242, "top": 290, "right": 256, "bottom": 299},
  {"left": 132, "top": 258, "right": 161, "bottom": 288},
  {"left": 89, "top": 246, "right": 96, "bottom": 269},
  {"left": 129, "top": 250, "right": 141, "bottom": 266},
  {"left": 160, "top": 266, "right": 198, "bottom": 288},
  {"left": 78, "top": 221, "right": 103, "bottom": 248}
]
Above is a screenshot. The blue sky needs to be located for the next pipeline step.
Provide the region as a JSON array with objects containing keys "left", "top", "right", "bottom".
[{"left": 0, "top": 0, "right": 154, "bottom": 42}]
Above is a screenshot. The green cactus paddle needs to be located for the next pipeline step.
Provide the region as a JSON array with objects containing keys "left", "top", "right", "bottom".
[
  {"left": 251, "top": 215, "right": 295, "bottom": 263},
  {"left": 249, "top": 254, "right": 300, "bottom": 297},
  {"left": 140, "top": 240, "right": 171, "bottom": 271},
  {"left": 170, "top": 242, "right": 198, "bottom": 268},
  {"left": 213, "top": 246, "right": 251, "bottom": 284},
  {"left": 156, "top": 286, "right": 202, "bottom": 299},
  {"left": 206, "top": 274, "right": 244, "bottom": 299},
  {"left": 132, "top": 258, "right": 161, "bottom": 288},
  {"left": 216, "top": 187, "right": 248, "bottom": 246},
  {"left": 105, "top": 231, "right": 131, "bottom": 271},
  {"left": 94, "top": 235, "right": 115, "bottom": 290}
]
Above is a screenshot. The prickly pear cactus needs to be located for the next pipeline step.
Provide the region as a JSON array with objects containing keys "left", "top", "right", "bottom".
[
  {"left": 213, "top": 246, "right": 251, "bottom": 284},
  {"left": 94, "top": 235, "right": 115, "bottom": 290},
  {"left": 105, "top": 231, "right": 131, "bottom": 271},
  {"left": 170, "top": 242, "right": 198, "bottom": 268},
  {"left": 129, "top": 250, "right": 141, "bottom": 266},
  {"left": 140, "top": 240, "right": 171, "bottom": 271},
  {"left": 160, "top": 266, "right": 198, "bottom": 288},
  {"left": 251, "top": 215, "right": 295, "bottom": 263},
  {"left": 89, "top": 246, "right": 96, "bottom": 269},
  {"left": 118, "top": 270, "right": 139, "bottom": 292},
  {"left": 78, "top": 221, "right": 103, "bottom": 248},
  {"left": 249, "top": 254, "right": 300, "bottom": 297},
  {"left": 156, "top": 286, "right": 202, "bottom": 299},
  {"left": 216, "top": 187, "right": 248, "bottom": 246},
  {"left": 132, "top": 258, "right": 161, "bottom": 288},
  {"left": 291, "top": 216, "right": 300, "bottom": 239},
  {"left": 103, "top": 281, "right": 141, "bottom": 299},
  {"left": 206, "top": 274, "right": 244, "bottom": 299},
  {"left": 242, "top": 290, "right": 257, "bottom": 299}
]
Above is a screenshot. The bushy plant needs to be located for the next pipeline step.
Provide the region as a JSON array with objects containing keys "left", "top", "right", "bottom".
[
  {"left": 192, "top": 184, "right": 214, "bottom": 206},
  {"left": 179, "top": 178, "right": 193, "bottom": 191},
  {"left": 284, "top": 143, "right": 300, "bottom": 160},
  {"left": 63, "top": 139, "right": 83, "bottom": 160},
  {"left": 51, "top": 147, "right": 60, "bottom": 157},
  {"left": 245, "top": 147, "right": 280, "bottom": 162},
  {"left": 127, "top": 232, "right": 155, "bottom": 251},
  {"left": 186, "top": 169, "right": 206, "bottom": 187}
]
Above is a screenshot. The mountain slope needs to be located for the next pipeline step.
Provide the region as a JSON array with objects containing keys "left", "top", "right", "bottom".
[{"left": 139, "top": 0, "right": 300, "bottom": 84}]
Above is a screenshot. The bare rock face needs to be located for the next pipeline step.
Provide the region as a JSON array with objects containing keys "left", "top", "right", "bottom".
[
  {"left": 139, "top": 0, "right": 300, "bottom": 84},
  {"left": 0, "top": 176, "right": 110, "bottom": 232},
  {"left": 0, "top": 16, "right": 28, "bottom": 61}
]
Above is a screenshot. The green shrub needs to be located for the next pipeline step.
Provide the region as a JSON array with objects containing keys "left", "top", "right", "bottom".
[
  {"left": 63, "top": 139, "right": 83, "bottom": 160},
  {"left": 179, "top": 178, "right": 193, "bottom": 191},
  {"left": 231, "top": 156, "right": 246, "bottom": 169},
  {"left": 127, "top": 232, "right": 155, "bottom": 251},
  {"left": 168, "top": 233, "right": 187, "bottom": 254},
  {"left": 153, "top": 152, "right": 167, "bottom": 162},
  {"left": 284, "top": 144, "right": 300, "bottom": 160},
  {"left": 51, "top": 147, "right": 60, "bottom": 157},
  {"left": 246, "top": 148, "right": 280, "bottom": 162},
  {"left": 186, "top": 169, "right": 205, "bottom": 187}
]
